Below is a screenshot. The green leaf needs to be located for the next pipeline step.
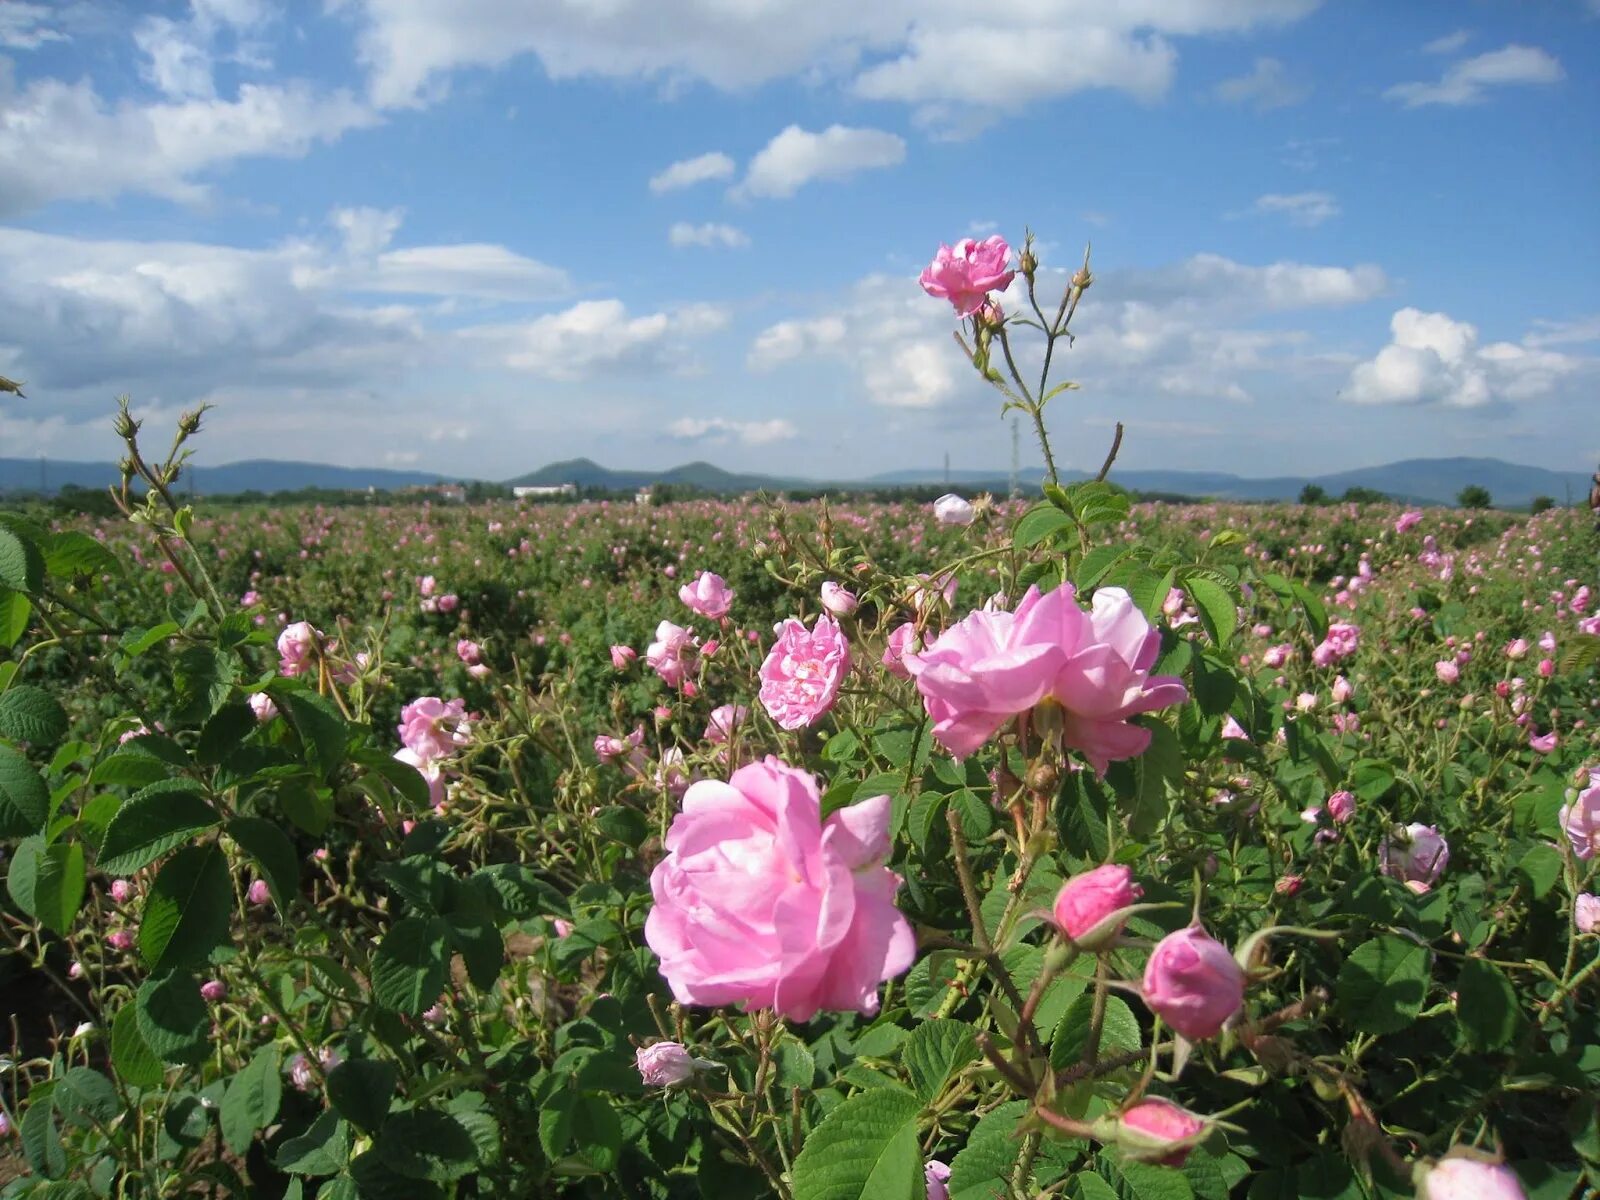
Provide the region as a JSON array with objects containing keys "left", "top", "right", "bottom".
[
  {"left": 1099, "top": 1159, "right": 1195, "bottom": 1200},
  {"left": 0, "top": 587, "right": 30, "bottom": 648},
  {"left": 327, "top": 1059, "right": 397, "bottom": 1134},
  {"left": 172, "top": 645, "right": 239, "bottom": 725},
  {"left": 52, "top": 1068, "right": 119, "bottom": 1131},
  {"left": 791, "top": 1086, "right": 923, "bottom": 1200},
  {"left": 88, "top": 750, "right": 171, "bottom": 789},
  {"left": 44, "top": 531, "right": 119, "bottom": 580},
  {"left": 136, "top": 971, "right": 210, "bottom": 1065},
  {"left": 0, "top": 685, "right": 65, "bottom": 747},
  {"left": 1125, "top": 720, "right": 1182, "bottom": 840},
  {"left": 279, "top": 776, "right": 335, "bottom": 837},
  {"left": 140, "top": 842, "right": 234, "bottom": 971},
  {"left": 947, "top": 1100, "right": 1031, "bottom": 1199},
  {"left": 97, "top": 780, "right": 219, "bottom": 876},
  {"left": 111, "top": 1003, "right": 165, "bottom": 1088},
  {"left": 371, "top": 916, "right": 451, "bottom": 1015},
  {"left": 119, "top": 623, "right": 181, "bottom": 660},
  {"left": 1515, "top": 844, "right": 1563, "bottom": 899},
  {"left": 220, "top": 1045, "right": 284, "bottom": 1155},
  {"left": 1052, "top": 993, "right": 1142, "bottom": 1070},
  {"left": 198, "top": 703, "right": 257, "bottom": 766},
  {"left": 1075, "top": 545, "right": 1133, "bottom": 592},
  {"left": 225, "top": 816, "right": 299, "bottom": 911},
  {"left": 6, "top": 836, "right": 86, "bottom": 935},
  {"left": 901, "top": 1019, "right": 979, "bottom": 1104},
  {"left": 276, "top": 1111, "right": 350, "bottom": 1177},
  {"left": 0, "top": 524, "right": 45, "bottom": 593},
  {"left": 1455, "top": 957, "right": 1521, "bottom": 1051},
  {"left": 1336, "top": 935, "right": 1432, "bottom": 1036},
  {"left": 0, "top": 744, "right": 49, "bottom": 835},
  {"left": 472, "top": 863, "right": 569, "bottom": 919},
  {"left": 21, "top": 1097, "right": 67, "bottom": 1178},
  {"left": 1182, "top": 576, "right": 1237, "bottom": 647},
  {"left": 273, "top": 686, "right": 351, "bottom": 777},
  {"left": 1015, "top": 503, "right": 1076, "bottom": 549},
  {"left": 375, "top": 1109, "right": 481, "bottom": 1181}
]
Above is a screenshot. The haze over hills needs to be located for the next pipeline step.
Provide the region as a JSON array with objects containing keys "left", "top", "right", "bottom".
[{"left": 1, "top": 455, "right": 1591, "bottom": 509}]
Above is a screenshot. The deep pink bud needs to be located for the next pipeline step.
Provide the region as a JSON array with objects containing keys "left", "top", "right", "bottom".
[
  {"left": 1052, "top": 864, "right": 1142, "bottom": 949},
  {"left": 1142, "top": 926, "right": 1246, "bottom": 1040}
]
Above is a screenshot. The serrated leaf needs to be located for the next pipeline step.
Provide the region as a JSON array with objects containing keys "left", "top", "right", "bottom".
[
  {"left": 21, "top": 1097, "right": 66, "bottom": 1178},
  {"left": 0, "top": 685, "right": 66, "bottom": 746},
  {"left": 376, "top": 1109, "right": 480, "bottom": 1181},
  {"left": 371, "top": 915, "right": 451, "bottom": 1015},
  {"left": 44, "top": 531, "right": 119, "bottom": 580},
  {"left": 276, "top": 1111, "right": 350, "bottom": 1176},
  {"left": 0, "top": 587, "right": 30, "bottom": 648},
  {"left": 0, "top": 744, "right": 49, "bottom": 835},
  {"left": 225, "top": 816, "right": 299, "bottom": 912},
  {"left": 327, "top": 1059, "right": 396, "bottom": 1134},
  {"left": 901, "top": 1019, "right": 979, "bottom": 1104},
  {"left": 1336, "top": 936, "right": 1431, "bottom": 1036},
  {"left": 1015, "top": 503, "right": 1076, "bottom": 549},
  {"left": 1455, "top": 957, "right": 1521, "bottom": 1052},
  {"left": 53, "top": 1068, "right": 119, "bottom": 1130},
  {"left": 790, "top": 1086, "right": 923, "bottom": 1200},
  {"left": 111, "top": 1003, "right": 165, "bottom": 1088},
  {"left": 140, "top": 842, "right": 234, "bottom": 971},
  {"left": 1182, "top": 576, "right": 1237, "bottom": 647},
  {"left": 1051, "top": 993, "right": 1142, "bottom": 1070},
  {"left": 220, "top": 1045, "right": 284, "bottom": 1155},
  {"left": 6, "top": 836, "right": 86, "bottom": 934},
  {"left": 136, "top": 971, "right": 210, "bottom": 1065},
  {"left": 98, "top": 780, "right": 219, "bottom": 875},
  {"left": 0, "top": 524, "right": 45, "bottom": 593}
]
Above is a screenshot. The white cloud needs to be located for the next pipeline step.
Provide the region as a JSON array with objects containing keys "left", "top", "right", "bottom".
[
  {"left": 1385, "top": 44, "right": 1564, "bottom": 107},
  {"left": 0, "top": 3, "right": 75, "bottom": 50},
  {"left": 1213, "top": 57, "right": 1310, "bottom": 110},
  {"left": 471, "top": 299, "right": 728, "bottom": 380},
  {"left": 349, "top": 0, "right": 1320, "bottom": 125},
  {"left": 1251, "top": 191, "right": 1340, "bottom": 227},
  {"left": 649, "top": 151, "right": 735, "bottom": 193},
  {"left": 1104, "top": 253, "right": 1387, "bottom": 312},
  {"left": 735, "top": 124, "right": 905, "bottom": 199},
  {"left": 1345, "top": 307, "right": 1583, "bottom": 407},
  {"left": 362, "top": 244, "right": 571, "bottom": 300},
  {"left": 1422, "top": 30, "right": 1471, "bottom": 56},
  {"left": 669, "top": 416, "right": 797, "bottom": 445},
  {"left": 668, "top": 222, "right": 750, "bottom": 249}
]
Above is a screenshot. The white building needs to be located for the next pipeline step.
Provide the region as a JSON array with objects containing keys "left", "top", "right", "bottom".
[{"left": 513, "top": 483, "right": 578, "bottom": 499}]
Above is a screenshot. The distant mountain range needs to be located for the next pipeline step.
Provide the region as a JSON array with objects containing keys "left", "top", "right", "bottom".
[{"left": 2, "top": 455, "right": 1591, "bottom": 509}]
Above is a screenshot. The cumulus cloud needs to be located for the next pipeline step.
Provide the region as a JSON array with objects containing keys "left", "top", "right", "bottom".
[
  {"left": 1213, "top": 57, "right": 1310, "bottom": 110},
  {"left": 734, "top": 124, "right": 905, "bottom": 199},
  {"left": 348, "top": 0, "right": 1320, "bottom": 124},
  {"left": 1385, "top": 44, "right": 1564, "bottom": 107},
  {"left": 668, "top": 222, "right": 750, "bottom": 249},
  {"left": 1422, "top": 30, "right": 1471, "bottom": 56},
  {"left": 1345, "top": 307, "right": 1583, "bottom": 407},
  {"left": 1250, "top": 191, "right": 1340, "bottom": 227},
  {"left": 669, "top": 416, "right": 797, "bottom": 445},
  {"left": 649, "top": 151, "right": 735, "bottom": 194},
  {"left": 470, "top": 299, "right": 728, "bottom": 380}
]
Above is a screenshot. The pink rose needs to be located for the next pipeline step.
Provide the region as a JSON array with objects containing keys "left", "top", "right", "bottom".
[
  {"left": 397, "top": 696, "right": 470, "bottom": 765},
  {"left": 610, "top": 644, "right": 637, "bottom": 670},
  {"left": 1379, "top": 823, "right": 1449, "bottom": 891},
  {"left": 1117, "top": 1097, "right": 1207, "bottom": 1166},
  {"left": 703, "top": 703, "right": 749, "bottom": 745},
  {"left": 679, "top": 571, "right": 735, "bottom": 620},
  {"left": 644, "top": 758, "right": 914, "bottom": 1021},
  {"left": 1574, "top": 893, "right": 1600, "bottom": 934},
  {"left": 1529, "top": 729, "right": 1558, "bottom": 754},
  {"left": 647, "top": 620, "right": 699, "bottom": 689},
  {"left": 1311, "top": 622, "right": 1360, "bottom": 668},
  {"left": 247, "top": 692, "right": 278, "bottom": 722},
  {"left": 758, "top": 615, "right": 850, "bottom": 730},
  {"left": 456, "top": 639, "right": 482, "bottom": 666},
  {"left": 1394, "top": 511, "right": 1423, "bottom": 534},
  {"left": 1435, "top": 660, "right": 1460, "bottom": 684},
  {"left": 919, "top": 235, "right": 1015, "bottom": 316},
  {"left": 1052, "top": 864, "right": 1143, "bottom": 949},
  {"left": 1327, "top": 790, "right": 1356, "bottom": 824},
  {"left": 200, "top": 980, "right": 227, "bottom": 1003},
  {"left": 932, "top": 494, "right": 975, "bottom": 526},
  {"left": 882, "top": 622, "right": 919, "bottom": 679},
  {"left": 635, "top": 1042, "right": 698, "bottom": 1087},
  {"left": 393, "top": 747, "right": 446, "bottom": 808},
  {"left": 1418, "top": 1156, "right": 1526, "bottom": 1200},
  {"left": 1331, "top": 675, "right": 1354, "bottom": 703},
  {"left": 1142, "top": 925, "right": 1246, "bottom": 1040},
  {"left": 247, "top": 879, "right": 272, "bottom": 906},
  {"left": 1504, "top": 638, "right": 1529, "bottom": 660},
  {"left": 820, "top": 581, "right": 859, "bottom": 617},
  {"left": 277, "top": 621, "right": 320, "bottom": 677},
  {"left": 435, "top": 593, "right": 458, "bottom": 614},
  {"left": 1262, "top": 643, "right": 1292, "bottom": 668},
  {"left": 1558, "top": 771, "right": 1600, "bottom": 860},
  {"left": 110, "top": 880, "right": 133, "bottom": 905},
  {"left": 924, "top": 1161, "right": 952, "bottom": 1200}
]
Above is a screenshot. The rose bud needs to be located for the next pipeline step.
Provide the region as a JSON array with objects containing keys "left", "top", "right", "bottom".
[
  {"left": 1114, "top": 1097, "right": 1208, "bottom": 1166},
  {"left": 1052, "top": 864, "right": 1143, "bottom": 950},
  {"left": 635, "top": 1042, "right": 699, "bottom": 1088},
  {"left": 1417, "top": 1154, "right": 1527, "bottom": 1200},
  {"left": 1142, "top": 925, "right": 1246, "bottom": 1040}
]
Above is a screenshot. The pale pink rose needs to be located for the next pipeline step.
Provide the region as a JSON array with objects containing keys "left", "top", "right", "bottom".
[
  {"left": 1331, "top": 675, "right": 1354, "bottom": 704},
  {"left": 277, "top": 621, "right": 320, "bottom": 677},
  {"left": 1558, "top": 773, "right": 1600, "bottom": 860},
  {"left": 882, "top": 622, "right": 919, "bottom": 679},
  {"left": 703, "top": 703, "right": 749, "bottom": 745},
  {"left": 435, "top": 593, "right": 459, "bottom": 614},
  {"left": 455, "top": 638, "right": 482, "bottom": 666},
  {"left": 1327, "top": 790, "right": 1356, "bottom": 824},
  {"left": 1418, "top": 1156, "right": 1526, "bottom": 1200},
  {"left": 924, "top": 1161, "right": 952, "bottom": 1200},
  {"left": 247, "top": 692, "right": 278, "bottom": 722},
  {"left": 1052, "top": 864, "right": 1143, "bottom": 949},
  {"left": 1539, "top": 630, "right": 1556, "bottom": 652},
  {"left": 820, "top": 581, "right": 859, "bottom": 617},
  {"left": 643, "top": 758, "right": 914, "bottom": 1021},
  {"left": 1380, "top": 823, "right": 1449, "bottom": 890},
  {"left": 397, "top": 696, "right": 470, "bottom": 765},
  {"left": 418, "top": 575, "right": 437, "bottom": 598},
  {"left": 1262, "top": 644, "right": 1292, "bottom": 668},
  {"left": 635, "top": 1042, "right": 698, "bottom": 1087},
  {"left": 1435, "top": 660, "right": 1460, "bottom": 684},
  {"left": 611, "top": 644, "right": 637, "bottom": 669},
  {"left": 1529, "top": 729, "right": 1558, "bottom": 754},
  {"left": 247, "top": 880, "right": 272, "bottom": 906},
  {"left": 1505, "top": 638, "right": 1530, "bottom": 660},
  {"left": 552, "top": 917, "right": 574, "bottom": 939},
  {"left": 1220, "top": 714, "right": 1251, "bottom": 742},
  {"left": 1118, "top": 1097, "right": 1207, "bottom": 1166},
  {"left": 106, "top": 930, "right": 134, "bottom": 951},
  {"left": 647, "top": 620, "right": 698, "bottom": 689},
  {"left": 1537, "top": 658, "right": 1555, "bottom": 678},
  {"left": 110, "top": 880, "right": 134, "bottom": 904},
  {"left": 393, "top": 747, "right": 446, "bottom": 809},
  {"left": 918, "top": 235, "right": 1015, "bottom": 316},
  {"left": 1311, "top": 623, "right": 1360, "bottom": 668},
  {"left": 1142, "top": 925, "right": 1246, "bottom": 1040},
  {"left": 758, "top": 615, "right": 850, "bottom": 730},
  {"left": 1394, "top": 511, "right": 1423, "bottom": 534},
  {"left": 288, "top": 1053, "right": 315, "bottom": 1092},
  {"left": 932, "top": 494, "right": 975, "bottom": 526},
  {"left": 679, "top": 571, "right": 735, "bottom": 620},
  {"left": 1574, "top": 893, "right": 1600, "bottom": 933},
  {"left": 200, "top": 980, "right": 227, "bottom": 1003}
]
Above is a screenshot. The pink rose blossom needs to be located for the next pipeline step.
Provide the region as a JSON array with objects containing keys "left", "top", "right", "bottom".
[
  {"left": 200, "top": 980, "right": 227, "bottom": 1003},
  {"left": 247, "top": 692, "right": 278, "bottom": 721},
  {"left": 1262, "top": 644, "right": 1292, "bottom": 668},
  {"left": 758, "top": 615, "right": 850, "bottom": 730},
  {"left": 635, "top": 1042, "right": 698, "bottom": 1087},
  {"left": 1142, "top": 925, "right": 1246, "bottom": 1040},
  {"left": 247, "top": 880, "right": 272, "bottom": 906},
  {"left": 1052, "top": 864, "right": 1143, "bottom": 948},
  {"left": 455, "top": 638, "right": 482, "bottom": 666},
  {"left": 919, "top": 235, "right": 1015, "bottom": 316},
  {"left": 110, "top": 880, "right": 134, "bottom": 904},
  {"left": 1220, "top": 715, "right": 1251, "bottom": 742},
  {"left": 610, "top": 644, "right": 637, "bottom": 670},
  {"left": 644, "top": 758, "right": 914, "bottom": 1021},
  {"left": 1331, "top": 675, "right": 1354, "bottom": 704},
  {"left": 1558, "top": 771, "right": 1600, "bottom": 860},
  {"left": 1574, "top": 893, "right": 1600, "bottom": 933},
  {"left": 1327, "top": 790, "right": 1356, "bottom": 823},
  {"left": 1505, "top": 638, "right": 1529, "bottom": 660},
  {"left": 820, "top": 581, "right": 858, "bottom": 617},
  {"left": 393, "top": 747, "right": 446, "bottom": 808},
  {"left": 277, "top": 621, "right": 320, "bottom": 677},
  {"left": 703, "top": 704, "right": 749, "bottom": 745},
  {"left": 1435, "top": 660, "right": 1460, "bottom": 684},
  {"left": 1529, "top": 729, "right": 1558, "bottom": 753},
  {"left": 1311, "top": 623, "right": 1360, "bottom": 668},
  {"left": 1394, "top": 511, "right": 1423, "bottom": 534},
  {"left": 1380, "top": 823, "right": 1449, "bottom": 892},
  {"left": 1118, "top": 1097, "right": 1207, "bottom": 1166},
  {"left": 924, "top": 1161, "right": 952, "bottom": 1200},
  {"left": 647, "top": 620, "right": 698, "bottom": 689},
  {"left": 932, "top": 494, "right": 976, "bottom": 526},
  {"left": 882, "top": 622, "right": 919, "bottom": 679},
  {"left": 679, "top": 571, "right": 735, "bottom": 620},
  {"left": 397, "top": 696, "right": 470, "bottom": 765},
  {"left": 1418, "top": 1157, "right": 1526, "bottom": 1200}
]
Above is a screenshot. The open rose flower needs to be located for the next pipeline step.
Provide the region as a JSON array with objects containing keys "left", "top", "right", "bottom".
[
  {"left": 1418, "top": 1155, "right": 1527, "bottom": 1200},
  {"left": 758, "top": 615, "right": 850, "bottom": 730},
  {"left": 679, "top": 571, "right": 735, "bottom": 620},
  {"left": 396, "top": 696, "right": 470, "bottom": 765},
  {"left": 644, "top": 758, "right": 914, "bottom": 1021},
  {"left": 647, "top": 620, "right": 698, "bottom": 689},
  {"left": 1380, "top": 822, "right": 1450, "bottom": 892},
  {"left": 1558, "top": 769, "right": 1600, "bottom": 860},
  {"left": 919, "top": 235, "right": 1015, "bottom": 316},
  {"left": 277, "top": 621, "right": 321, "bottom": 677}
]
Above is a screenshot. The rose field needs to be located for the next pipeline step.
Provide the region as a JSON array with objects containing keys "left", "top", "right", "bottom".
[{"left": 1, "top": 241, "right": 1599, "bottom": 1200}]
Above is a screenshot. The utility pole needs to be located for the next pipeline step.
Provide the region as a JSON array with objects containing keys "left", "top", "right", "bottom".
[{"left": 1010, "top": 418, "right": 1020, "bottom": 499}]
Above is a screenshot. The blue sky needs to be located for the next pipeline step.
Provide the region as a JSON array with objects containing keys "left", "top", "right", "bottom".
[{"left": 0, "top": 0, "right": 1596, "bottom": 481}]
